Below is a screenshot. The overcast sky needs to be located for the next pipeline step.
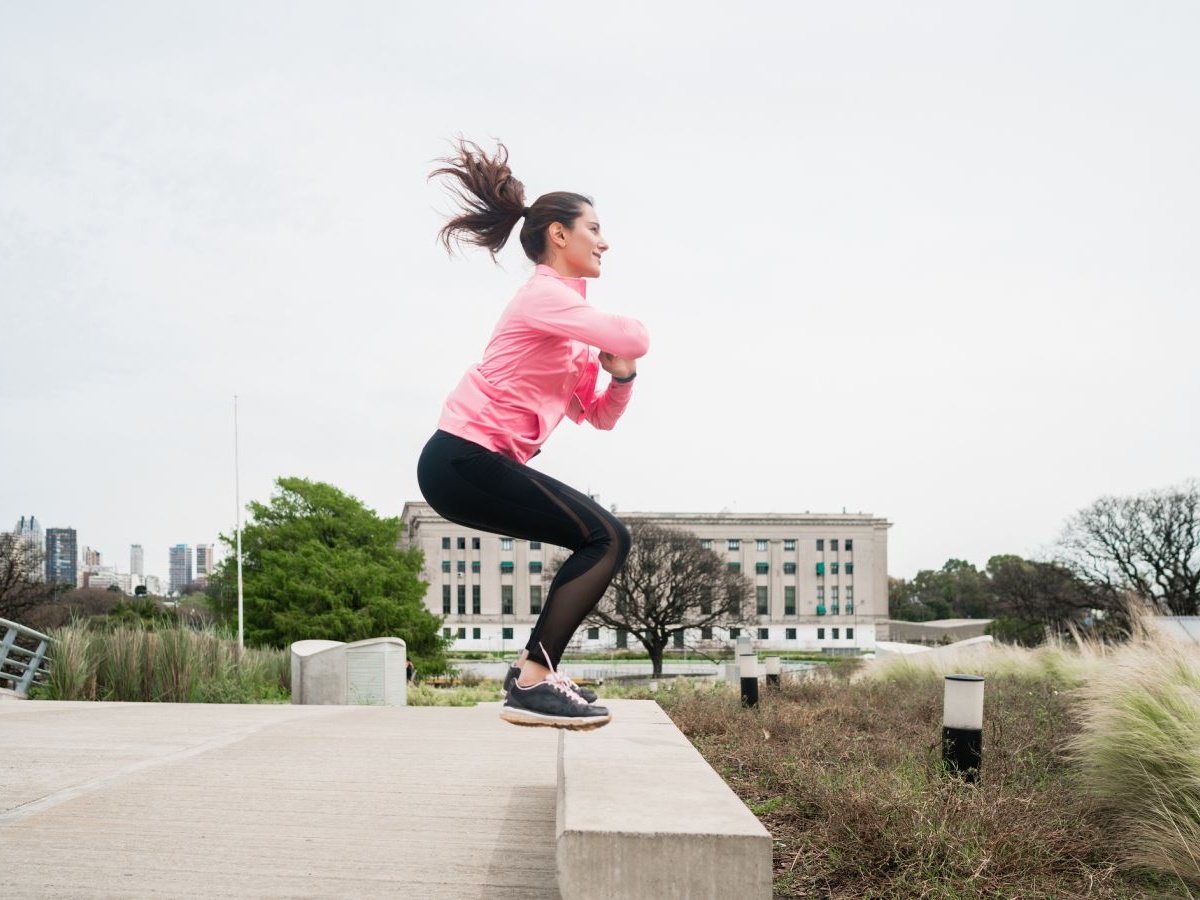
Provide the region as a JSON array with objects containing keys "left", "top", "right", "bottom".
[{"left": 2, "top": 2, "right": 1197, "bottom": 583}]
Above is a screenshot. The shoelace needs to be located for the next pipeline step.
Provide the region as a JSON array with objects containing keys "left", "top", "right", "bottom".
[{"left": 540, "top": 643, "right": 588, "bottom": 706}]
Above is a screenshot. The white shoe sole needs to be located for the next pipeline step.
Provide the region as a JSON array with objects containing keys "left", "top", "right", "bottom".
[{"left": 499, "top": 707, "right": 612, "bottom": 731}]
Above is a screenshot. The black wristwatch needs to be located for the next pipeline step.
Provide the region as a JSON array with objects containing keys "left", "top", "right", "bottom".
[{"left": 612, "top": 372, "right": 637, "bottom": 384}]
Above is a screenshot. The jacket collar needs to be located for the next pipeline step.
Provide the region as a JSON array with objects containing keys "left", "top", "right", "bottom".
[{"left": 534, "top": 264, "right": 587, "bottom": 298}]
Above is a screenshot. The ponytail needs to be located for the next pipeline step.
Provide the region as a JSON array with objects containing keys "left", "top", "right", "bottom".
[{"left": 430, "top": 138, "right": 593, "bottom": 265}]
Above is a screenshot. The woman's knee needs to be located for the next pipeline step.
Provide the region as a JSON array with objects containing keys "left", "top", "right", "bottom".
[{"left": 608, "top": 516, "right": 632, "bottom": 569}]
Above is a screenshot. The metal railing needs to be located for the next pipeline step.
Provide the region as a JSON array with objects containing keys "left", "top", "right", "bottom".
[{"left": 0, "top": 617, "right": 53, "bottom": 697}]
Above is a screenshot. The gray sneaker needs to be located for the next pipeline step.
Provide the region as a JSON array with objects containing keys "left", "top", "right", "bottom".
[
  {"left": 500, "top": 674, "right": 611, "bottom": 730},
  {"left": 503, "top": 662, "right": 598, "bottom": 703}
]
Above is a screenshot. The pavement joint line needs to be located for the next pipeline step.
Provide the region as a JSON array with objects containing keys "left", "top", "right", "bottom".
[{"left": 0, "top": 705, "right": 351, "bottom": 827}]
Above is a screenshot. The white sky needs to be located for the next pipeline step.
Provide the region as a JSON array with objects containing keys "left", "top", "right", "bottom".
[{"left": 2, "top": 2, "right": 1197, "bottom": 582}]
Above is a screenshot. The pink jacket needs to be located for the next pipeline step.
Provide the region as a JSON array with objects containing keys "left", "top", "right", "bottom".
[{"left": 437, "top": 265, "right": 650, "bottom": 463}]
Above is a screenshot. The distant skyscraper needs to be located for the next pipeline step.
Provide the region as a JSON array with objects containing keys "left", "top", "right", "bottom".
[
  {"left": 82, "top": 546, "right": 101, "bottom": 567},
  {"left": 130, "top": 544, "right": 144, "bottom": 576},
  {"left": 195, "top": 543, "right": 214, "bottom": 582},
  {"left": 168, "top": 544, "right": 194, "bottom": 594},
  {"left": 13, "top": 515, "right": 45, "bottom": 581},
  {"left": 44, "top": 528, "right": 78, "bottom": 586}
]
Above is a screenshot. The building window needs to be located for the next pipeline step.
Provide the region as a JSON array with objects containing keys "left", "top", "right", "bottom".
[
  {"left": 758, "top": 627, "right": 769, "bottom": 640},
  {"left": 816, "top": 539, "right": 824, "bottom": 551},
  {"left": 442, "top": 585, "right": 451, "bottom": 615},
  {"left": 441, "top": 537, "right": 451, "bottom": 550},
  {"left": 845, "top": 539, "right": 853, "bottom": 551},
  {"left": 784, "top": 586, "right": 796, "bottom": 615},
  {"left": 500, "top": 561, "right": 514, "bottom": 573},
  {"left": 502, "top": 627, "right": 513, "bottom": 640},
  {"left": 756, "top": 586, "right": 768, "bottom": 615},
  {"left": 785, "top": 627, "right": 797, "bottom": 640},
  {"left": 700, "top": 539, "right": 712, "bottom": 550},
  {"left": 817, "top": 586, "right": 825, "bottom": 601},
  {"left": 831, "top": 539, "right": 839, "bottom": 552},
  {"left": 729, "top": 627, "right": 741, "bottom": 639},
  {"left": 817, "top": 627, "right": 825, "bottom": 640},
  {"left": 831, "top": 562, "right": 839, "bottom": 575},
  {"left": 816, "top": 562, "right": 825, "bottom": 576},
  {"left": 617, "top": 629, "right": 628, "bottom": 649},
  {"left": 530, "top": 541, "right": 542, "bottom": 550},
  {"left": 472, "top": 585, "right": 481, "bottom": 615},
  {"left": 728, "top": 562, "right": 741, "bottom": 573},
  {"left": 443, "top": 627, "right": 451, "bottom": 638},
  {"left": 457, "top": 585, "right": 466, "bottom": 615},
  {"left": 832, "top": 586, "right": 839, "bottom": 602},
  {"left": 472, "top": 537, "right": 481, "bottom": 550},
  {"left": 471, "top": 560, "right": 480, "bottom": 573},
  {"left": 457, "top": 627, "right": 466, "bottom": 639},
  {"left": 846, "top": 562, "right": 854, "bottom": 575},
  {"left": 529, "top": 561, "right": 542, "bottom": 573},
  {"left": 728, "top": 539, "right": 740, "bottom": 551},
  {"left": 846, "top": 586, "right": 854, "bottom": 601},
  {"left": 847, "top": 627, "right": 855, "bottom": 639},
  {"left": 701, "top": 626, "right": 713, "bottom": 640},
  {"left": 756, "top": 539, "right": 768, "bottom": 552},
  {"left": 784, "top": 539, "right": 796, "bottom": 552},
  {"left": 501, "top": 585, "right": 513, "bottom": 615},
  {"left": 832, "top": 628, "right": 840, "bottom": 639},
  {"left": 501, "top": 538, "right": 513, "bottom": 550},
  {"left": 456, "top": 560, "right": 466, "bottom": 573},
  {"left": 700, "top": 591, "right": 712, "bottom": 616},
  {"left": 530, "top": 585, "right": 542, "bottom": 614},
  {"left": 472, "top": 627, "right": 481, "bottom": 639},
  {"left": 441, "top": 560, "right": 451, "bottom": 573},
  {"left": 457, "top": 537, "right": 466, "bottom": 550},
  {"left": 587, "top": 627, "right": 600, "bottom": 640},
  {"left": 755, "top": 562, "right": 769, "bottom": 575},
  {"left": 783, "top": 562, "right": 796, "bottom": 575}
]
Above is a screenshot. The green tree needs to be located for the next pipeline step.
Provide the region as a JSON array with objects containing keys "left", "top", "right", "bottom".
[
  {"left": 986, "top": 554, "right": 1097, "bottom": 643},
  {"left": 209, "top": 477, "right": 447, "bottom": 673}
]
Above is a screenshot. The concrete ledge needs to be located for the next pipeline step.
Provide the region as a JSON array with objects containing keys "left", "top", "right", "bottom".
[{"left": 556, "top": 700, "right": 771, "bottom": 899}]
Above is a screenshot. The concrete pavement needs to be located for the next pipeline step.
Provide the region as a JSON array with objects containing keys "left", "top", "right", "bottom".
[{"left": 0, "top": 700, "right": 560, "bottom": 899}]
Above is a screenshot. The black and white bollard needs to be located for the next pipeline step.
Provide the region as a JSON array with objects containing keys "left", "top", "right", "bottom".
[
  {"left": 942, "top": 674, "right": 985, "bottom": 782},
  {"left": 765, "top": 656, "right": 781, "bottom": 688},
  {"left": 739, "top": 652, "right": 759, "bottom": 707}
]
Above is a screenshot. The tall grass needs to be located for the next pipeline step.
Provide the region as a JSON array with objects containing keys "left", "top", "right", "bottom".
[
  {"left": 1073, "top": 637, "right": 1200, "bottom": 891},
  {"left": 40, "top": 621, "right": 289, "bottom": 703}
]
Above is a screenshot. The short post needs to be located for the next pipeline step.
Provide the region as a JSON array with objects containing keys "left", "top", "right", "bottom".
[
  {"left": 765, "top": 656, "right": 781, "bottom": 688},
  {"left": 942, "top": 674, "right": 984, "bottom": 782},
  {"left": 739, "top": 652, "right": 759, "bottom": 707}
]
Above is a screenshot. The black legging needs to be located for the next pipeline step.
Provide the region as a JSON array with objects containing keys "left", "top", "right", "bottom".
[{"left": 416, "top": 430, "right": 631, "bottom": 669}]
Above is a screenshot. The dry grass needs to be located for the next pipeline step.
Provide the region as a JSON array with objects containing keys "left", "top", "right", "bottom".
[{"left": 657, "top": 657, "right": 1189, "bottom": 898}]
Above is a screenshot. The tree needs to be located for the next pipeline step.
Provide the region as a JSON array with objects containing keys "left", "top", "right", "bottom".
[
  {"left": 0, "top": 532, "right": 63, "bottom": 622},
  {"left": 888, "top": 559, "right": 993, "bottom": 622},
  {"left": 582, "top": 521, "right": 755, "bottom": 675},
  {"left": 207, "top": 477, "right": 448, "bottom": 673},
  {"left": 985, "top": 555, "right": 1097, "bottom": 645},
  {"left": 1057, "top": 480, "right": 1200, "bottom": 616}
]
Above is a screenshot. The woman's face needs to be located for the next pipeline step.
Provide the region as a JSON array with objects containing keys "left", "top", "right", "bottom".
[{"left": 555, "top": 205, "right": 609, "bottom": 278}]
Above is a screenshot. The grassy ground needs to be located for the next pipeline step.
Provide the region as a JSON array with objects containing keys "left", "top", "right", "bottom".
[{"left": 645, "top": 637, "right": 1197, "bottom": 899}]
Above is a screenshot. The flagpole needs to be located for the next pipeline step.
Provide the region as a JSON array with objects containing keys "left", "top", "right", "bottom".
[{"left": 234, "top": 394, "right": 244, "bottom": 651}]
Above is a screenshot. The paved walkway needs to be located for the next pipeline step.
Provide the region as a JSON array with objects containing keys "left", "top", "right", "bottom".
[{"left": 0, "top": 700, "right": 561, "bottom": 898}]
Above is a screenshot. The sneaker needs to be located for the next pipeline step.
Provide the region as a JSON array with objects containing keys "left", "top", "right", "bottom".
[
  {"left": 503, "top": 661, "right": 598, "bottom": 704},
  {"left": 500, "top": 676, "right": 612, "bottom": 730},
  {"left": 500, "top": 644, "right": 611, "bottom": 731}
]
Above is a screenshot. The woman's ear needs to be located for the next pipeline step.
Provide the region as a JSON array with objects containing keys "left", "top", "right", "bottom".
[{"left": 549, "top": 222, "right": 567, "bottom": 247}]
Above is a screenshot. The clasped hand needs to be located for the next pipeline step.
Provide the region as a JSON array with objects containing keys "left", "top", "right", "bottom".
[{"left": 598, "top": 351, "right": 636, "bottom": 380}]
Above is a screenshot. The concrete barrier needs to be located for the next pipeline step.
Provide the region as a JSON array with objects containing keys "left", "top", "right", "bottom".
[
  {"left": 290, "top": 637, "right": 408, "bottom": 706},
  {"left": 556, "top": 700, "right": 772, "bottom": 899}
]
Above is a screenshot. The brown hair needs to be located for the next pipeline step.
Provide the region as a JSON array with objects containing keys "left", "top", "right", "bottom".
[{"left": 430, "top": 138, "right": 592, "bottom": 264}]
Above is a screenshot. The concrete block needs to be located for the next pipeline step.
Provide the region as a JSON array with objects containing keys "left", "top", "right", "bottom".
[
  {"left": 290, "top": 637, "right": 407, "bottom": 705},
  {"left": 556, "top": 700, "right": 772, "bottom": 899}
]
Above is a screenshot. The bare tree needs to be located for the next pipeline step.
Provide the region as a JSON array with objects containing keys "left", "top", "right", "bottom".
[
  {"left": 0, "top": 532, "right": 62, "bottom": 622},
  {"left": 582, "top": 521, "right": 755, "bottom": 675},
  {"left": 1057, "top": 480, "right": 1200, "bottom": 616}
]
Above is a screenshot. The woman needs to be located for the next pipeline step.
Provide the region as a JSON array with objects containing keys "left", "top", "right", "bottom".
[{"left": 417, "top": 139, "right": 649, "bottom": 730}]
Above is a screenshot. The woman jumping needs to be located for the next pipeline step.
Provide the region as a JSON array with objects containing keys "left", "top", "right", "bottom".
[{"left": 417, "top": 139, "right": 649, "bottom": 730}]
